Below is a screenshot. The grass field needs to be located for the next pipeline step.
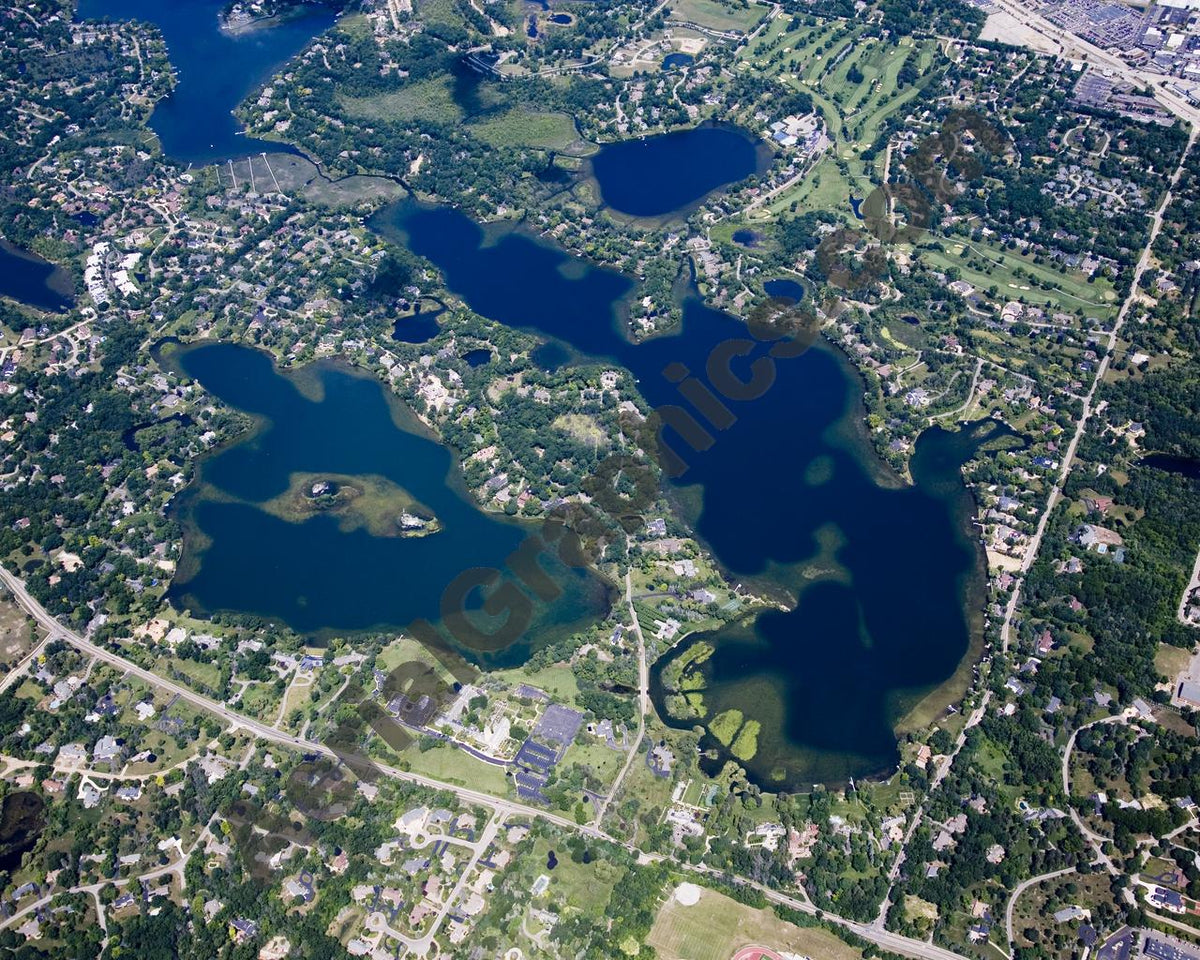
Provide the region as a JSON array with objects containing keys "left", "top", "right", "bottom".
[
  {"left": 668, "top": 0, "right": 766, "bottom": 33},
  {"left": 0, "top": 594, "right": 34, "bottom": 669},
  {"left": 739, "top": 17, "right": 939, "bottom": 220},
  {"left": 649, "top": 886, "right": 865, "bottom": 960},
  {"left": 401, "top": 740, "right": 511, "bottom": 795},
  {"left": 1156, "top": 642, "right": 1193, "bottom": 682},
  {"left": 469, "top": 110, "right": 579, "bottom": 149},
  {"left": 527, "top": 835, "right": 622, "bottom": 913},
  {"left": 491, "top": 662, "right": 581, "bottom": 705},
  {"left": 338, "top": 78, "right": 464, "bottom": 125}
]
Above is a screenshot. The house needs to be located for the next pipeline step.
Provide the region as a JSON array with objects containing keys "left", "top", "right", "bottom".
[
  {"left": 1074, "top": 524, "right": 1124, "bottom": 551},
  {"left": 93, "top": 735, "right": 124, "bottom": 767},
  {"left": 401, "top": 857, "right": 430, "bottom": 876},
  {"left": 57, "top": 743, "right": 87, "bottom": 765},
  {"left": 1053, "top": 905, "right": 1086, "bottom": 923},
  {"left": 283, "top": 878, "right": 313, "bottom": 902},
  {"left": 230, "top": 919, "right": 259, "bottom": 944},
  {"left": 78, "top": 780, "right": 103, "bottom": 809}
]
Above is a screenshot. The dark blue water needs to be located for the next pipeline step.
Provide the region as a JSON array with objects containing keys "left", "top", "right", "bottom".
[
  {"left": 1142, "top": 454, "right": 1200, "bottom": 480},
  {"left": 661, "top": 52, "right": 694, "bottom": 70},
  {"left": 462, "top": 348, "right": 492, "bottom": 368},
  {"left": 549, "top": 13, "right": 571, "bottom": 24},
  {"left": 0, "top": 241, "right": 74, "bottom": 313},
  {"left": 531, "top": 342, "right": 571, "bottom": 372},
  {"left": 76, "top": 0, "right": 335, "bottom": 164},
  {"left": 167, "top": 343, "right": 607, "bottom": 655},
  {"left": 763, "top": 278, "right": 805, "bottom": 303},
  {"left": 392, "top": 301, "right": 445, "bottom": 344},
  {"left": 589, "top": 125, "right": 762, "bottom": 218},
  {"left": 849, "top": 195, "right": 864, "bottom": 219},
  {"left": 732, "top": 229, "right": 760, "bottom": 247},
  {"left": 373, "top": 201, "right": 994, "bottom": 786}
]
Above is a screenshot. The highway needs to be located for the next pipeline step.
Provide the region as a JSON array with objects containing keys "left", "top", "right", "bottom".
[
  {"left": 0, "top": 563, "right": 600, "bottom": 841},
  {"left": 983, "top": 0, "right": 1200, "bottom": 129},
  {"left": 0, "top": 561, "right": 975, "bottom": 960}
]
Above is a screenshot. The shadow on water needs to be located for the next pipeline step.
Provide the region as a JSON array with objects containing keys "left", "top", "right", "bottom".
[
  {"left": 370, "top": 198, "right": 1013, "bottom": 787},
  {"left": 0, "top": 241, "right": 74, "bottom": 314},
  {"left": 0, "top": 793, "right": 45, "bottom": 874},
  {"left": 1142, "top": 453, "right": 1200, "bottom": 480},
  {"left": 164, "top": 341, "right": 611, "bottom": 664}
]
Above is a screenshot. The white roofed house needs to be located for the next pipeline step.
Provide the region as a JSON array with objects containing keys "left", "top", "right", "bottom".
[{"left": 93, "top": 735, "right": 124, "bottom": 768}]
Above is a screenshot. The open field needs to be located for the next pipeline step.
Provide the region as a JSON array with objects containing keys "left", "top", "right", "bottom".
[
  {"left": 526, "top": 835, "right": 623, "bottom": 913},
  {"left": 1156, "top": 641, "right": 1192, "bottom": 681},
  {"left": 914, "top": 239, "right": 1118, "bottom": 321},
  {"left": 469, "top": 110, "right": 580, "bottom": 150},
  {"left": 649, "top": 886, "right": 864, "bottom": 960},
  {"left": 491, "top": 662, "right": 581, "bottom": 705},
  {"left": 738, "top": 18, "right": 938, "bottom": 219},
  {"left": 668, "top": 0, "right": 766, "bottom": 33},
  {"left": 0, "top": 593, "right": 35, "bottom": 669},
  {"left": 339, "top": 78, "right": 464, "bottom": 125},
  {"left": 399, "top": 740, "right": 512, "bottom": 795}
]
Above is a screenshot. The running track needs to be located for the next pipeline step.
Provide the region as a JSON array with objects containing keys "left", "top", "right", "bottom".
[{"left": 732, "top": 947, "right": 784, "bottom": 960}]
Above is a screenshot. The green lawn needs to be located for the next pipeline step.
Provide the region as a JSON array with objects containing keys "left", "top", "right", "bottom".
[
  {"left": 528, "top": 835, "right": 622, "bottom": 914},
  {"left": 491, "top": 662, "right": 581, "bottom": 705},
  {"left": 668, "top": 0, "right": 766, "bottom": 33},
  {"left": 649, "top": 886, "right": 864, "bottom": 960},
  {"left": 914, "top": 239, "right": 1117, "bottom": 320},
  {"left": 468, "top": 110, "right": 579, "bottom": 149},
  {"left": 400, "top": 741, "right": 512, "bottom": 795},
  {"left": 338, "top": 77, "right": 464, "bottom": 125}
]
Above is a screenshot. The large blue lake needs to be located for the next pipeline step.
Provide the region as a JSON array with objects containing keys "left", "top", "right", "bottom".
[
  {"left": 166, "top": 342, "right": 608, "bottom": 662},
  {"left": 76, "top": 0, "right": 335, "bottom": 164},
  {"left": 90, "top": 0, "right": 999, "bottom": 784},
  {"left": 589, "top": 125, "right": 764, "bottom": 218},
  {"left": 0, "top": 241, "right": 74, "bottom": 314},
  {"left": 372, "top": 202, "right": 1006, "bottom": 786}
]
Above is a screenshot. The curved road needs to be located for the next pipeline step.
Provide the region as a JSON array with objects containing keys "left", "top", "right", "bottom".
[
  {"left": 1005, "top": 866, "right": 1075, "bottom": 947},
  {"left": 0, "top": 562, "right": 977, "bottom": 960}
]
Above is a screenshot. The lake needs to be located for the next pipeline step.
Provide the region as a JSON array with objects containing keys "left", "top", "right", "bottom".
[
  {"left": 165, "top": 341, "right": 608, "bottom": 661},
  {"left": 373, "top": 200, "right": 1004, "bottom": 787},
  {"left": 0, "top": 240, "right": 74, "bottom": 313},
  {"left": 0, "top": 792, "right": 45, "bottom": 875},
  {"left": 1142, "top": 453, "right": 1200, "bottom": 480},
  {"left": 589, "top": 125, "right": 765, "bottom": 219},
  {"left": 763, "top": 278, "right": 805, "bottom": 303},
  {"left": 76, "top": 0, "right": 336, "bottom": 164}
]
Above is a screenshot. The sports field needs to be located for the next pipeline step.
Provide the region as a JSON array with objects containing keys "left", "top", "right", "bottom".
[{"left": 648, "top": 886, "right": 864, "bottom": 960}]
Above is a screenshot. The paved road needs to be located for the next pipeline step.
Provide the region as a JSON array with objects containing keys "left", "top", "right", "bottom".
[
  {"left": 999, "top": 127, "right": 1196, "bottom": 654},
  {"left": 984, "top": 0, "right": 1200, "bottom": 129},
  {"left": 1005, "top": 866, "right": 1075, "bottom": 946},
  {"left": 594, "top": 569, "right": 649, "bottom": 825},
  {"left": 0, "top": 563, "right": 600, "bottom": 841},
  {"left": 0, "top": 563, "right": 977, "bottom": 960}
]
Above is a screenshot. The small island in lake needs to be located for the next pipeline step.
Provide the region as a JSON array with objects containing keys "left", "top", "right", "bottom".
[{"left": 260, "top": 472, "right": 441, "bottom": 538}]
